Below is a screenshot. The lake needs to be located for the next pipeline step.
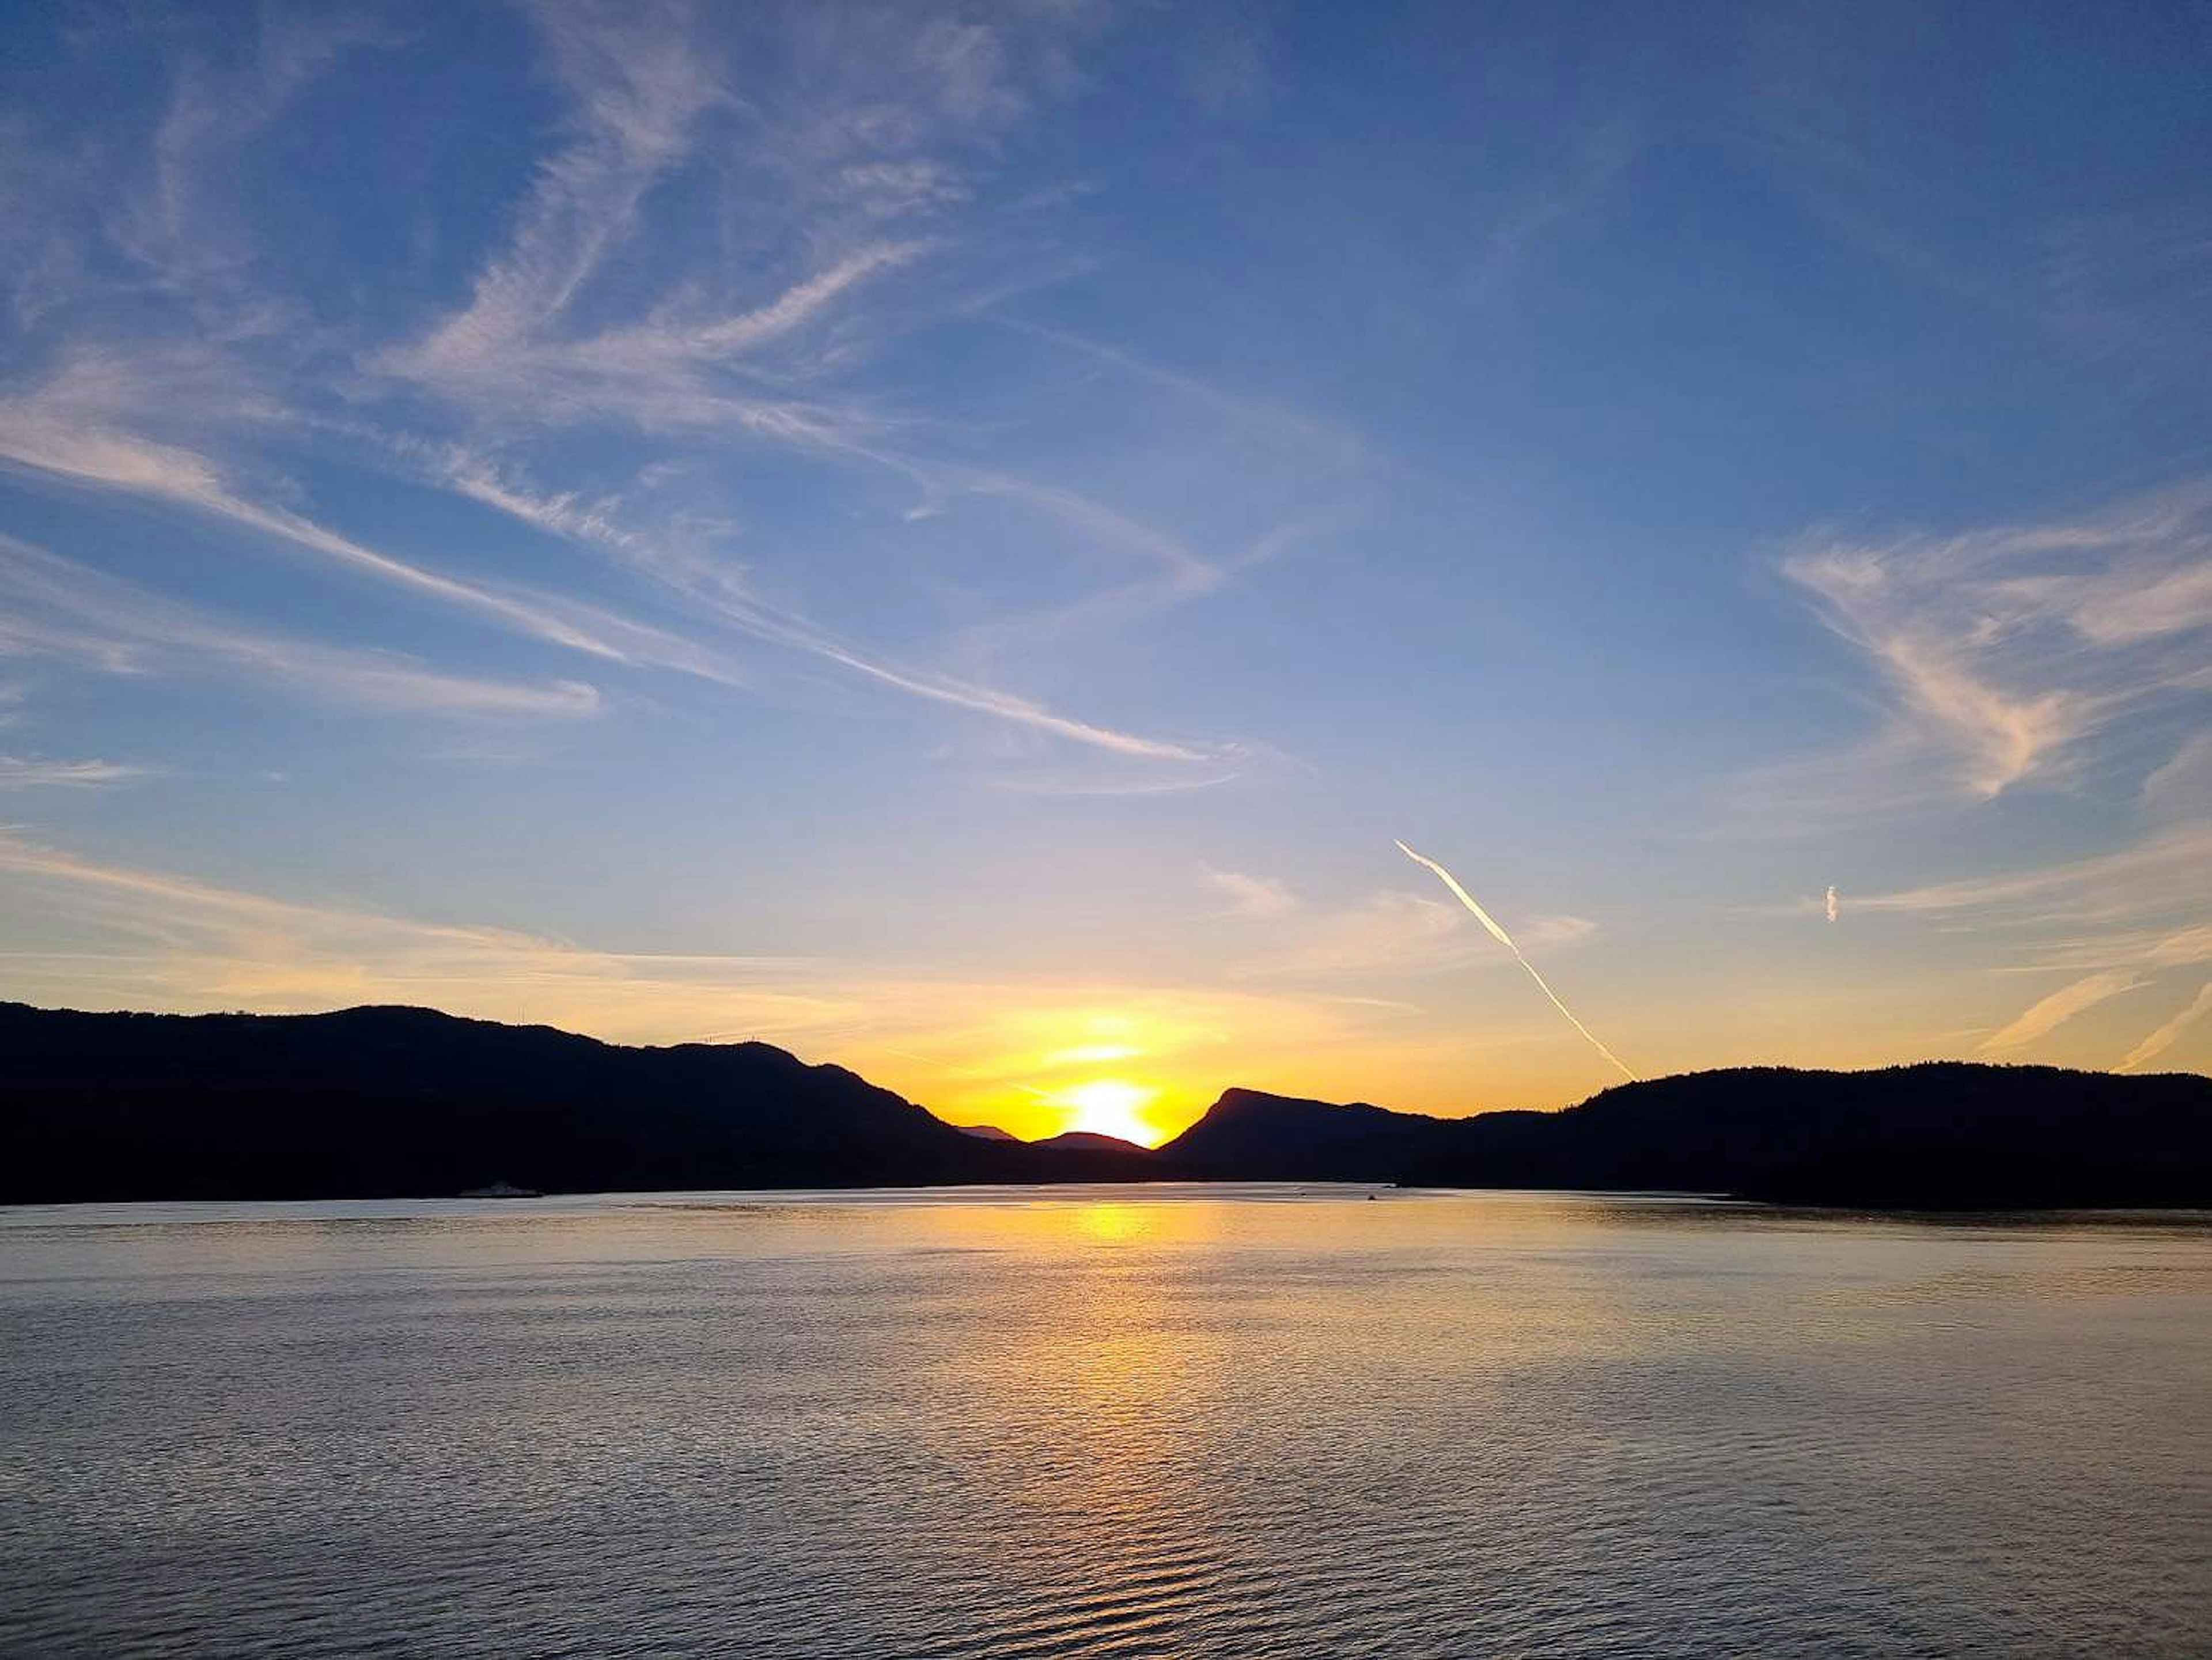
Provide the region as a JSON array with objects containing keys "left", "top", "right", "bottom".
[{"left": 2, "top": 1186, "right": 2207, "bottom": 1657}]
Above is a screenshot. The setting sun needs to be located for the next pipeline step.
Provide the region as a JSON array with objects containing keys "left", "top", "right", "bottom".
[
  {"left": 3, "top": 7, "right": 2204, "bottom": 1656},
  {"left": 1054, "top": 1079, "right": 1162, "bottom": 1147}
]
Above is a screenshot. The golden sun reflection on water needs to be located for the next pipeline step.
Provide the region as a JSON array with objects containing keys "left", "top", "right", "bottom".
[{"left": 1070, "top": 1201, "right": 1152, "bottom": 1243}]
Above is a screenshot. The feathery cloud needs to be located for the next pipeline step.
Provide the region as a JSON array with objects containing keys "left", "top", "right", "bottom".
[
  {"left": 431, "top": 438, "right": 1241, "bottom": 764},
  {"left": 1980, "top": 969, "right": 2146, "bottom": 1052},
  {"left": 0, "top": 377, "right": 1227, "bottom": 758},
  {"left": 0, "top": 756, "right": 147, "bottom": 788},
  {"left": 1203, "top": 867, "right": 1301, "bottom": 918},
  {"left": 0, "top": 383, "right": 633, "bottom": 659},
  {"left": 0, "top": 533, "right": 604, "bottom": 719},
  {"left": 1743, "top": 482, "right": 2212, "bottom": 819},
  {"left": 388, "top": 2, "right": 729, "bottom": 395},
  {"left": 1843, "top": 822, "right": 2212, "bottom": 1065},
  {"left": 2119, "top": 981, "right": 2212, "bottom": 1072},
  {"left": 1840, "top": 823, "right": 2212, "bottom": 929}
]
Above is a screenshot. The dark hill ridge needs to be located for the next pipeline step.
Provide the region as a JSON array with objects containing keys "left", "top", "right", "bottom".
[
  {"left": 2, "top": 1003, "right": 2207, "bottom": 1207},
  {"left": 1029, "top": 1130, "right": 1157, "bottom": 1157},
  {"left": 0, "top": 1002, "right": 1162, "bottom": 1202},
  {"left": 1160, "top": 1066, "right": 2212, "bottom": 1207}
]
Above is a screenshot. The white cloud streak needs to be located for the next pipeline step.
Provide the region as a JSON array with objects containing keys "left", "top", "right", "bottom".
[
  {"left": 0, "top": 379, "right": 639, "bottom": 659},
  {"left": 1841, "top": 820, "right": 2212, "bottom": 1066},
  {"left": 0, "top": 756, "right": 147, "bottom": 788},
  {"left": 2119, "top": 981, "right": 2212, "bottom": 1073},
  {"left": 0, "top": 533, "right": 603, "bottom": 719},
  {"left": 0, "top": 380, "right": 1221, "bottom": 757},
  {"left": 1980, "top": 969, "right": 2146, "bottom": 1052},
  {"left": 431, "top": 437, "right": 1236, "bottom": 763},
  {"left": 1395, "top": 840, "right": 1635, "bottom": 1080},
  {"left": 1841, "top": 824, "right": 2212, "bottom": 930}
]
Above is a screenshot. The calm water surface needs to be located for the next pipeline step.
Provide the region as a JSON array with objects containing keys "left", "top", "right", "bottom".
[{"left": 2, "top": 1185, "right": 2207, "bottom": 1658}]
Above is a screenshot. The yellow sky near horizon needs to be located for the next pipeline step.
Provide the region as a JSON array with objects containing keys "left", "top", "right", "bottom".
[{"left": 2, "top": 825, "right": 2207, "bottom": 1148}]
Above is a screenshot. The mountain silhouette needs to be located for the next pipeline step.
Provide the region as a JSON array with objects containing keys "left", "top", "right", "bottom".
[
  {"left": 1160, "top": 1066, "right": 2212, "bottom": 1207},
  {"left": 3, "top": 1003, "right": 2206, "bottom": 1207},
  {"left": 0, "top": 1003, "right": 1159, "bottom": 1201},
  {"left": 1028, "top": 1130, "right": 1159, "bottom": 1157}
]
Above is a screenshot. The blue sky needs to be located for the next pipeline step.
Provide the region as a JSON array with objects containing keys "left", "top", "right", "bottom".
[{"left": 1, "top": 0, "right": 2207, "bottom": 1137}]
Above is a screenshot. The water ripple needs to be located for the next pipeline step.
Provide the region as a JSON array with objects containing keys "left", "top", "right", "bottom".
[{"left": 2, "top": 1188, "right": 2207, "bottom": 1657}]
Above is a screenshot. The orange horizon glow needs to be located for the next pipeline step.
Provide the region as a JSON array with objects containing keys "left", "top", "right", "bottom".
[{"left": 871, "top": 1008, "right": 1213, "bottom": 1145}]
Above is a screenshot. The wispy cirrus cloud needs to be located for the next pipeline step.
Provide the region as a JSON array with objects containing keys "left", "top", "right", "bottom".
[
  {"left": 357, "top": 1, "right": 1291, "bottom": 774},
  {"left": 2, "top": 2, "right": 1299, "bottom": 782},
  {"left": 1733, "top": 484, "right": 2212, "bottom": 1069},
  {"left": 0, "top": 532, "right": 603, "bottom": 719},
  {"left": 1202, "top": 867, "right": 1301, "bottom": 919},
  {"left": 0, "top": 755, "right": 148, "bottom": 789},
  {"left": 0, "top": 828, "right": 842, "bottom": 1039},
  {"left": 1740, "top": 482, "right": 2212, "bottom": 820},
  {"left": 1835, "top": 820, "right": 2212, "bottom": 1067},
  {"left": 5, "top": 425, "right": 1245, "bottom": 767},
  {"left": 1835, "top": 823, "right": 2212, "bottom": 932},
  {"left": 124, "top": 10, "right": 402, "bottom": 299},
  {"left": 348, "top": 5, "right": 1268, "bottom": 773},
  {"left": 2043, "top": 202, "right": 2212, "bottom": 391},
  {"left": 1466, "top": 122, "right": 1639, "bottom": 307},
  {"left": 394, "top": 239, "right": 933, "bottom": 440},
  {"left": 1, "top": 366, "right": 1232, "bottom": 759},
  {"left": 998, "top": 317, "right": 1373, "bottom": 475},
  {"left": 383, "top": 1, "right": 730, "bottom": 400},
  {"left": 421, "top": 434, "right": 1245, "bottom": 765},
  {"left": 1979, "top": 969, "right": 2147, "bottom": 1052},
  {"left": 0, "top": 366, "right": 650, "bottom": 661},
  {"left": 378, "top": 3, "right": 1027, "bottom": 436},
  {"left": 987, "top": 766, "right": 1248, "bottom": 797},
  {"left": 2120, "top": 981, "right": 2212, "bottom": 1073}
]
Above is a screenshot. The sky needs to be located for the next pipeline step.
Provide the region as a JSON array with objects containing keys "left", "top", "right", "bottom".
[{"left": 1, "top": 0, "right": 2207, "bottom": 1144}]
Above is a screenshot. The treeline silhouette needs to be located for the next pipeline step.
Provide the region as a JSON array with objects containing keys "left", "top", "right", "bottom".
[
  {"left": 1158, "top": 1068, "right": 2212, "bottom": 1207},
  {"left": 3, "top": 1002, "right": 2207, "bottom": 1207}
]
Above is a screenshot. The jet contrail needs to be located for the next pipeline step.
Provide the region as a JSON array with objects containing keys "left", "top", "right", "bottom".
[
  {"left": 1825, "top": 884, "right": 1840, "bottom": 924},
  {"left": 1395, "top": 840, "right": 1638, "bottom": 1082}
]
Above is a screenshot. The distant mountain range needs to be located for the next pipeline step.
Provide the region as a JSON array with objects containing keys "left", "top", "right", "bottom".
[
  {"left": 3, "top": 1001, "right": 2207, "bottom": 1208},
  {"left": 0, "top": 1003, "right": 1161, "bottom": 1202},
  {"left": 1156, "top": 1072, "right": 2212, "bottom": 1208}
]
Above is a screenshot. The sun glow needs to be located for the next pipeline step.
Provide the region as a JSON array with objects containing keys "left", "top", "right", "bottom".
[
  {"left": 1040, "top": 1042, "right": 1143, "bottom": 1068},
  {"left": 1055, "top": 1078, "right": 1162, "bottom": 1146}
]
